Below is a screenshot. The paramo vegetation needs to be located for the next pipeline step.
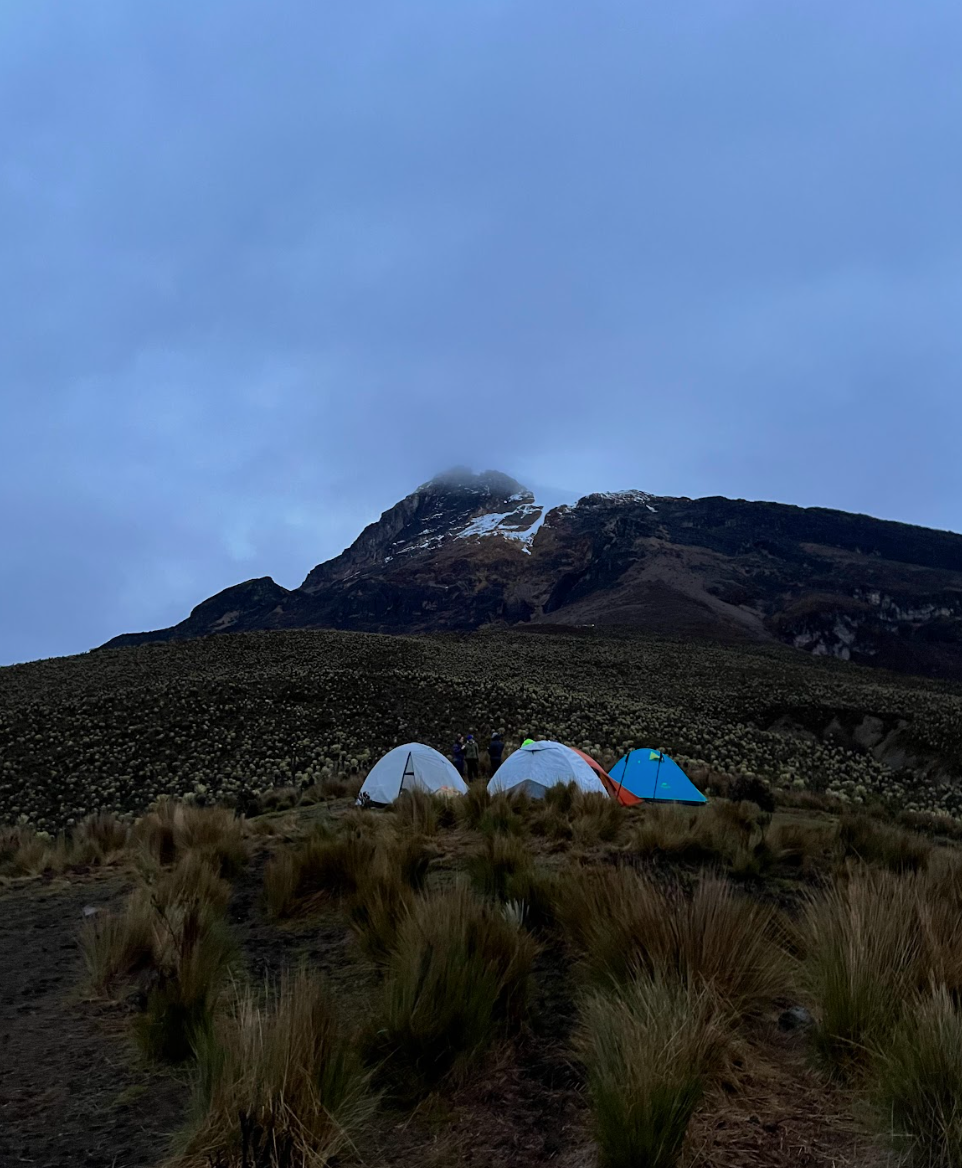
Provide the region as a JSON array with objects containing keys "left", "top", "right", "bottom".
[{"left": 1, "top": 627, "right": 961, "bottom": 833}]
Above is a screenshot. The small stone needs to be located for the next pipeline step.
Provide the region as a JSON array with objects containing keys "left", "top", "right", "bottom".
[
  {"left": 778, "top": 1005, "right": 814, "bottom": 1031},
  {"left": 81, "top": 905, "right": 100, "bottom": 918}
]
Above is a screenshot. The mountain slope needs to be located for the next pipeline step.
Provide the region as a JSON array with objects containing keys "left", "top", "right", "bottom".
[{"left": 102, "top": 469, "right": 962, "bottom": 679}]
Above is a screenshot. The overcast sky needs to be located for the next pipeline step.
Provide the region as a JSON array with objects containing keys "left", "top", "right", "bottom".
[{"left": 2, "top": 1, "right": 961, "bottom": 665}]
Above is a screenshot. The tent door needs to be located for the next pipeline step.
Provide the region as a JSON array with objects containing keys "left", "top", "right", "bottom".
[{"left": 398, "top": 751, "right": 417, "bottom": 794}]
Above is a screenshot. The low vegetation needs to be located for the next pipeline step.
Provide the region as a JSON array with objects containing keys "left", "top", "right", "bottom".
[
  {"left": 578, "top": 977, "right": 727, "bottom": 1168},
  {"left": 2, "top": 626, "right": 962, "bottom": 833},
  {"left": 370, "top": 886, "right": 536, "bottom": 1092},
  {"left": 181, "top": 969, "right": 375, "bottom": 1168}
]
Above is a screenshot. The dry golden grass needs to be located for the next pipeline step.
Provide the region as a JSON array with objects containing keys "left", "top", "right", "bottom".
[
  {"left": 179, "top": 969, "right": 375, "bottom": 1167},
  {"left": 561, "top": 867, "right": 790, "bottom": 1016},
  {"left": 371, "top": 886, "right": 536, "bottom": 1092},
  {"left": 578, "top": 976, "right": 728, "bottom": 1168}
]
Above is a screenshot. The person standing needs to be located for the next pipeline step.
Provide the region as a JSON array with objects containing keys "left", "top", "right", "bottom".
[
  {"left": 488, "top": 731, "right": 504, "bottom": 774},
  {"left": 465, "top": 734, "right": 480, "bottom": 781},
  {"left": 452, "top": 734, "right": 465, "bottom": 777}
]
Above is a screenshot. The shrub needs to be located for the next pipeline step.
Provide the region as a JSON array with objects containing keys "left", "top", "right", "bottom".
[
  {"left": 578, "top": 976, "right": 726, "bottom": 1168},
  {"left": 837, "top": 814, "right": 931, "bottom": 874},
  {"left": 182, "top": 969, "right": 374, "bottom": 1167},
  {"left": 874, "top": 988, "right": 962, "bottom": 1168},
  {"left": 373, "top": 887, "right": 535, "bottom": 1090},
  {"left": 727, "top": 775, "right": 775, "bottom": 814},
  {"left": 801, "top": 871, "right": 922, "bottom": 1073},
  {"left": 134, "top": 898, "right": 237, "bottom": 1063},
  {"left": 561, "top": 868, "right": 788, "bottom": 1015}
]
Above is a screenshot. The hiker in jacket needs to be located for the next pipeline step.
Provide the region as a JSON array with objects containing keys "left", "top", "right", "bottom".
[
  {"left": 488, "top": 731, "right": 504, "bottom": 774},
  {"left": 452, "top": 735, "right": 465, "bottom": 777},
  {"left": 464, "top": 734, "right": 480, "bottom": 781}
]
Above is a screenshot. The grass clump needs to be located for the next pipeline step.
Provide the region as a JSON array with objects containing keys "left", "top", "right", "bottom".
[
  {"left": 837, "top": 813, "right": 931, "bottom": 874},
  {"left": 182, "top": 968, "right": 374, "bottom": 1167},
  {"left": 873, "top": 988, "right": 962, "bottom": 1167},
  {"left": 372, "top": 886, "right": 535, "bottom": 1091},
  {"left": 134, "top": 898, "right": 237, "bottom": 1063},
  {"left": 457, "top": 779, "right": 491, "bottom": 829},
  {"left": 133, "top": 800, "right": 248, "bottom": 877},
  {"left": 478, "top": 791, "right": 529, "bottom": 837},
  {"left": 393, "top": 788, "right": 441, "bottom": 836},
  {"left": 578, "top": 976, "right": 726, "bottom": 1168},
  {"left": 263, "top": 825, "right": 377, "bottom": 918},
  {"left": 81, "top": 892, "right": 157, "bottom": 992},
  {"left": 801, "top": 870, "right": 922, "bottom": 1073},
  {"left": 71, "top": 812, "right": 130, "bottom": 864},
  {"left": 347, "top": 833, "right": 434, "bottom": 962},
  {"left": 561, "top": 868, "right": 788, "bottom": 1015},
  {"left": 571, "top": 792, "right": 625, "bottom": 846}
]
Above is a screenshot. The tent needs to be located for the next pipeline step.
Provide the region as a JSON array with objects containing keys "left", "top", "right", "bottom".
[
  {"left": 568, "top": 746, "right": 619, "bottom": 797},
  {"left": 607, "top": 749, "right": 707, "bottom": 806},
  {"left": 357, "top": 743, "right": 468, "bottom": 805},
  {"left": 487, "top": 740, "right": 611, "bottom": 800}
]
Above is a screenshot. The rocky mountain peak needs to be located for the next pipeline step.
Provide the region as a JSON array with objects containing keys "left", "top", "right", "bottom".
[{"left": 300, "top": 469, "right": 542, "bottom": 592}]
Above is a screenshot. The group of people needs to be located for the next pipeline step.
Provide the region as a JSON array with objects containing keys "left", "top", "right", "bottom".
[{"left": 452, "top": 731, "right": 504, "bottom": 780}]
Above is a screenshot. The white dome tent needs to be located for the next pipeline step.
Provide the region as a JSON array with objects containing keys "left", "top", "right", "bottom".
[
  {"left": 487, "top": 740, "right": 610, "bottom": 800},
  {"left": 357, "top": 743, "right": 468, "bottom": 805}
]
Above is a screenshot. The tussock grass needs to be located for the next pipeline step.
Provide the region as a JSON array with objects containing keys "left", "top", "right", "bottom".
[
  {"left": 71, "top": 812, "right": 130, "bottom": 863},
  {"left": 457, "top": 779, "right": 491, "bottom": 829},
  {"left": 135, "top": 898, "right": 237, "bottom": 1063},
  {"left": 578, "top": 976, "right": 727, "bottom": 1168},
  {"left": 81, "top": 891, "right": 156, "bottom": 992},
  {"left": 801, "top": 871, "right": 922, "bottom": 1073},
  {"left": 347, "top": 833, "right": 434, "bottom": 962},
  {"left": 529, "top": 803, "right": 574, "bottom": 842},
  {"left": 874, "top": 988, "right": 962, "bottom": 1168},
  {"left": 263, "top": 826, "right": 377, "bottom": 918},
  {"left": 479, "top": 791, "right": 528, "bottom": 837},
  {"left": 561, "top": 868, "right": 789, "bottom": 1015},
  {"left": 393, "top": 789, "right": 440, "bottom": 836},
  {"left": 466, "top": 833, "right": 532, "bottom": 900},
  {"left": 133, "top": 800, "right": 248, "bottom": 876},
  {"left": 150, "top": 851, "right": 234, "bottom": 915},
  {"left": 0, "top": 826, "right": 71, "bottom": 878},
  {"left": 837, "top": 813, "right": 931, "bottom": 874},
  {"left": 570, "top": 792, "right": 625, "bottom": 846},
  {"left": 182, "top": 969, "right": 374, "bottom": 1167},
  {"left": 372, "top": 887, "right": 535, "bottom": 1090}
]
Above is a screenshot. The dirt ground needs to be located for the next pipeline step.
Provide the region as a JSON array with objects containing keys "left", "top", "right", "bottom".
[
  {"left": 0, "top": 823, "right": 894, "bottom": 1168},
  {"left": 0, "top": 872, "right": 188, "bottom": 1168}
]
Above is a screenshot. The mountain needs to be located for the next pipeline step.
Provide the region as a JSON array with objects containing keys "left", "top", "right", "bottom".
[{"left": 102, "top": 468, "right": 962, "bottom": 679}]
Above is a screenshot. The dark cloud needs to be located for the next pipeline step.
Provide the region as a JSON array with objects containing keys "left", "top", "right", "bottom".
[{"left": 2, "top": 1, "right": 960, "bottom": 663}]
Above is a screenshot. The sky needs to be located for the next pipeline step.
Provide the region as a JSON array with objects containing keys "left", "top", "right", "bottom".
[{"left": 2, "top": 1, "right": 962, "bottom": 665}]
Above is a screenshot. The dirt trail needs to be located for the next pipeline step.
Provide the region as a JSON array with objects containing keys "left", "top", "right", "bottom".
[{"left": 0, "top": 874, "right": 187, "bottom": 1168}]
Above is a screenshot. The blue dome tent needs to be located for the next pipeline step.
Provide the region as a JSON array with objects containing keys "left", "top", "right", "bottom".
[{"left": 607, "top": 749, "right": 707, "bottom": 806}]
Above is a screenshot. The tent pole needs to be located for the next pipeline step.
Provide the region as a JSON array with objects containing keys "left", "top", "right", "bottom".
[
  {"left": 652, "top": 752, "right": 663, "bottom": 800},
  {"left": 616, "top": 749, "right": 630, "bottom": 803}
]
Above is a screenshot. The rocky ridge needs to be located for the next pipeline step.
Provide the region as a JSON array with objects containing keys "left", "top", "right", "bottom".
[{"left": 103, "top": 469, "right": 962, "bottom": 679}]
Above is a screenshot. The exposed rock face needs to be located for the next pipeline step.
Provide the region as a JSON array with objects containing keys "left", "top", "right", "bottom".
[{"left": 102, "top": 471, "right": 962, "bottom": 679}]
